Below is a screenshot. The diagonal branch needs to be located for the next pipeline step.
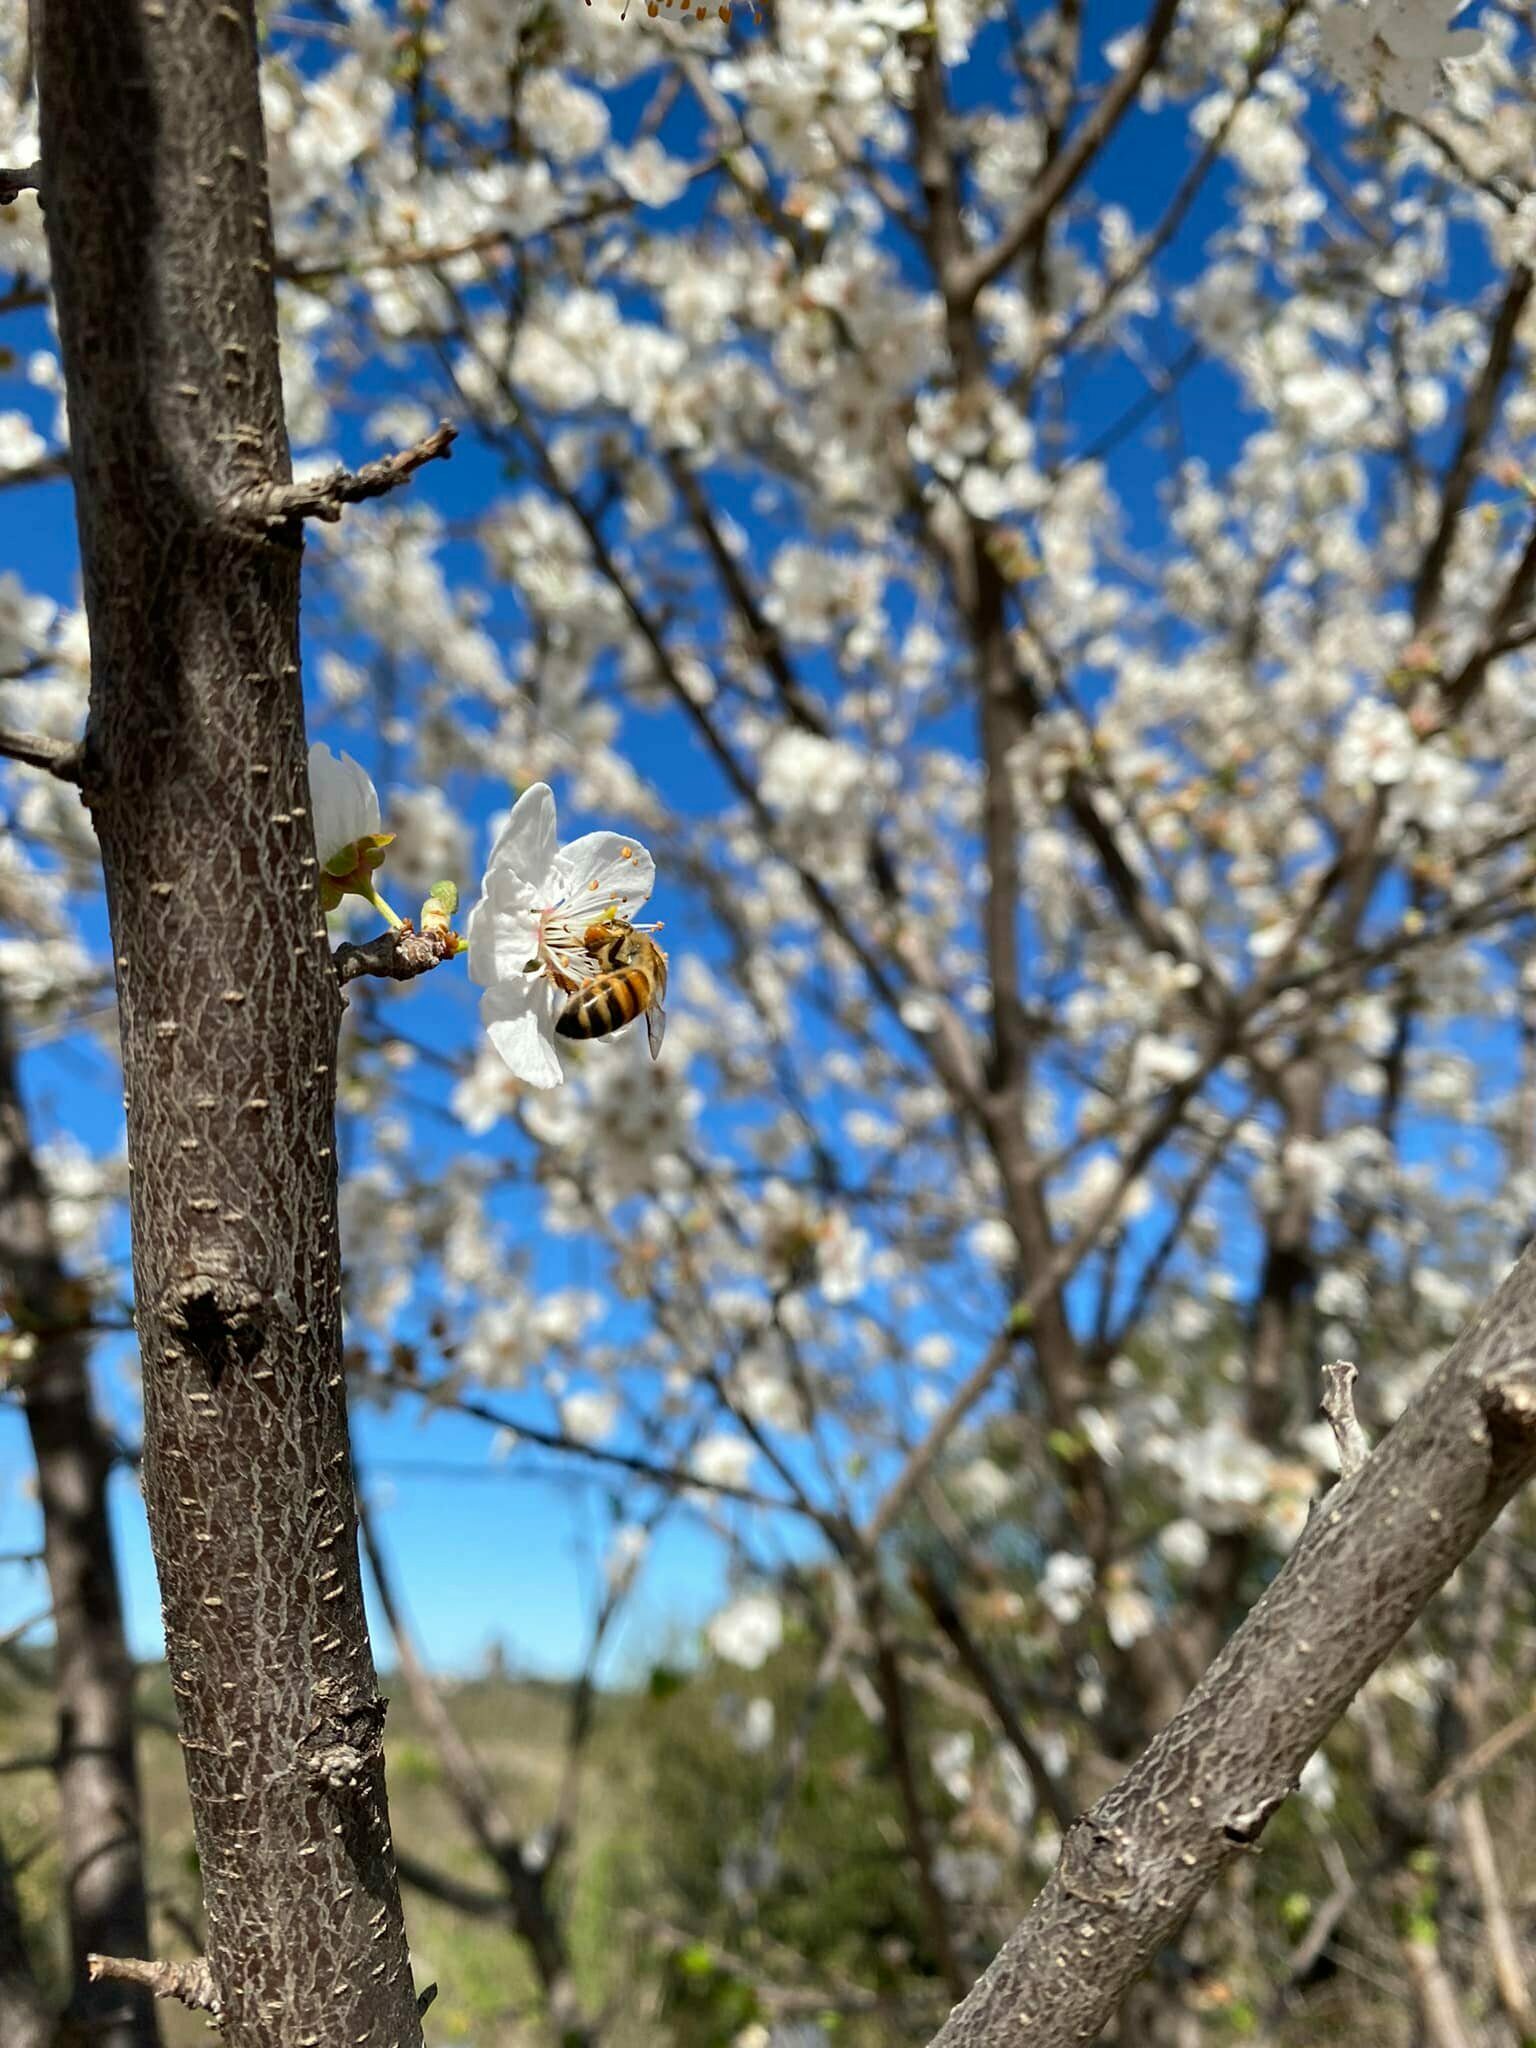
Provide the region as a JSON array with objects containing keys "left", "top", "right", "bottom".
[
  {"left": 948, "top": 0, "right": 1182, "bottom": 308},
  {"left": 910, "top": 1565, "right": 1075, "bottom": 1831},
  {"left": 1410, "top": 265, "right": 1533, "bottom": 631},
  {"left": 926, "top": 1235, "right": 1536, "bottom": 2048}
]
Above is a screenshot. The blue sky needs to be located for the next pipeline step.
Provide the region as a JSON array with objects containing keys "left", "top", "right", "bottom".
[{"left": 1, "top": 2, "right": 1524, "bottom": 1681}]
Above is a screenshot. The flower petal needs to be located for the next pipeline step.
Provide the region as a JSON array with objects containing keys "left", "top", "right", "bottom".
[
  {"left": 549, "top": 830, "right": 656, "bottom": 922},
  {"left": 466, "top": 784, "right": 561, "bottom": 987},
  {"left": 466, "top": 862, "right": 542, "bottom": 989},
  {"left": 485, "top": 782, "right": 559, "bottom": 891},
  {"left": 308, "top": 743, "right": 382, "bottom": 866},
  {"left": 481, "top": 976, "right": 565, "bottom": 1090}
]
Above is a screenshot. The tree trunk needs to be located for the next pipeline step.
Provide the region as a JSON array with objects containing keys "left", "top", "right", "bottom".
[
  {"left": 32, "top": 5, "right": 422, "bottom": 2045},
  {"left": 0, "top": 988, "right": 160, "bottom": 2048}
]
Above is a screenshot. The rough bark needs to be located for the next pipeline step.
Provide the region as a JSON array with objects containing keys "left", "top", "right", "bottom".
[
  {"left": 32, "top": 5, "right": 422, "bottom": 2045},
  {"left": 926, "top": 1237, "right": 1536, "bottom": 2048},
  {"left": 357, "top": 1495, "right": 598, "bottom": 2048},
  {"left": 0, "top": 988, "right": 160, "bottom": 2048}
]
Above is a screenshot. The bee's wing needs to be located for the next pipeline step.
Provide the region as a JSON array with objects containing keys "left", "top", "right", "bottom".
[{"left": 645, "top": 996, "right": 667, "bottom": 1061}]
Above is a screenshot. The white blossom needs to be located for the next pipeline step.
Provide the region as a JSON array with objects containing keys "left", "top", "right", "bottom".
[
  {"left": 465, "top": 782, "right": 656, "bottom": 1091},
  {"left": 560, "top": 1389, "right": 619, "bottom": 1444},
  {"left": 759, "top": 730, "right": 870, "bottom": 822},
  {"left": 307, "top": 742, "right": 384, "bottom": 867},
  {"left": 691, "top": 1433, "right": 756, "bottom": 1488},
  {"left": 1039, "top": 1551, "right": 1093, "bottom": 1625},
  {"left": 708, "top": 1593, "right": 784, "bottom": 1671}
]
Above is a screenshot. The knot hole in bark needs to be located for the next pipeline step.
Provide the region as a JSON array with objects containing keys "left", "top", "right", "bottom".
[
  {"left": 301, "top": 1690, "right": 388, "bottom": 1794},
  {"left": 165, "top": 1279, "right": 265, "bottom": 1388},
  {"left": 1059, "top": 1819, "right": 1136, "bottom": 1906},
  {"left": 1480, "top": 1365, "right": 1536, "bottom": 1492}
]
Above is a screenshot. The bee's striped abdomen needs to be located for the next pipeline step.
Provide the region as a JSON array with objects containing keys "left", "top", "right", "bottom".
[{"left": 556, "top": 970, "right": 650, "bottom": 1041}]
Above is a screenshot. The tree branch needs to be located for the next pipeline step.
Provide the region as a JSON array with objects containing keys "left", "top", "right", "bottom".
[
  {"left": 224, "top": 421, "right": 456, "bottom": 530},
  {"left": 926, "top": 1237, "right": 1536, "bottom": 2048},
  {"left": 0, "top": 728, "right": 82, "bottom": 782},
  {"left": 909, "top": 1565, "right": 1075, "bottom": 1831},
  {"left": 948, "top": 0, "right": 1182, "bottom": 307},
  {"left": 0, "top": 452, "right": 70, "bottom": 492},
  {"left": 1410, "top": 265, "right": 1533, "bottom": 631},
  {"left": 1428, "top": 1699, "right": 1536, "bottom": 1805},
  {"left": 1455, "top": 1787, "right": 1531, "bottom": 2033},
  {"left": 87, "top": 1955, "right": 221, "bottom": 2018}
]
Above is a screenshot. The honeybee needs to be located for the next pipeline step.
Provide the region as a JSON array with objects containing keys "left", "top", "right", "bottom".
[{"left": 555, "top": 920, "right": 668, "bottom": 1060}]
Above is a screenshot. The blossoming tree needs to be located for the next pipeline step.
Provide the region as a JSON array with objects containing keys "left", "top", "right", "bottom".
[{"left": 4, "top": 0, "right": 1536, "bottom": 2044}]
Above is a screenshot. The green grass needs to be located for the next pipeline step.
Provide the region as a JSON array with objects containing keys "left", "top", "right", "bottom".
[{"left": 1, "top": 1654, "right": 658, "bottom": 2047}]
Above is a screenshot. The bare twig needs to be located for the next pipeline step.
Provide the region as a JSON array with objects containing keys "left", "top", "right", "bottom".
[
  {"left": 1279, "top": 1838, "right": 1357, "bottom": 1990},
  {"left": 1411, "top": 265, "right": 1533, "bottom": 632},
  {"left": 395, "top": 1853, "right": 505, "bottom": 1919},
  {"left": 1456, "top": 1788, "right": 1532, "bottom": 2031},
  {"left": 910, "top": 1565, "right": 1075, "bottom": 1831},
  {"left": 863, "top": 1569, "right": 966, "bottom": 2000},
  {"left": 1321, "top": 1360, "right": 1371, "bottom": 1481},
  {"left": 370, "top": 1368, "right": 804, "bottom": 1514},
  {"left": 225, "top": 420, "right": 456, "bottom": 530},
  {"left": 87, "top": 1955, "right": 221, "bottom": 2018},
  {"left": 0, "top": 728, "right": 82, "bottom": 781},
  {"left": 0, "top": 451, "right": 69, "bottom": 491},
  {"left": 1400, "top": 1923, "right": 1476, "bottom": 2048},
  {"left": 1428, "top": 1700, "right": 1536, "bottom": 1804}
]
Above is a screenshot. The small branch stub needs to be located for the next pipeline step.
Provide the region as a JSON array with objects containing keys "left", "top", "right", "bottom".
[
  {"left": 335, "top": 921, "right": 460, "bottom": 987},
  {"left": 0, "top": 727, "right": 83, "bottom": 783},
  {"left": 1322, "top": 1358, "right": 1371, "bottom": 1481},
  {"left": 226, "top": 421, "right": 457, "bottom": 531},
  {"left": 0, "top": 162, "right": 41, "bottom": 206},
  {"left": 88, "top": 1953, "right": 222, "bottom": 2017}
]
